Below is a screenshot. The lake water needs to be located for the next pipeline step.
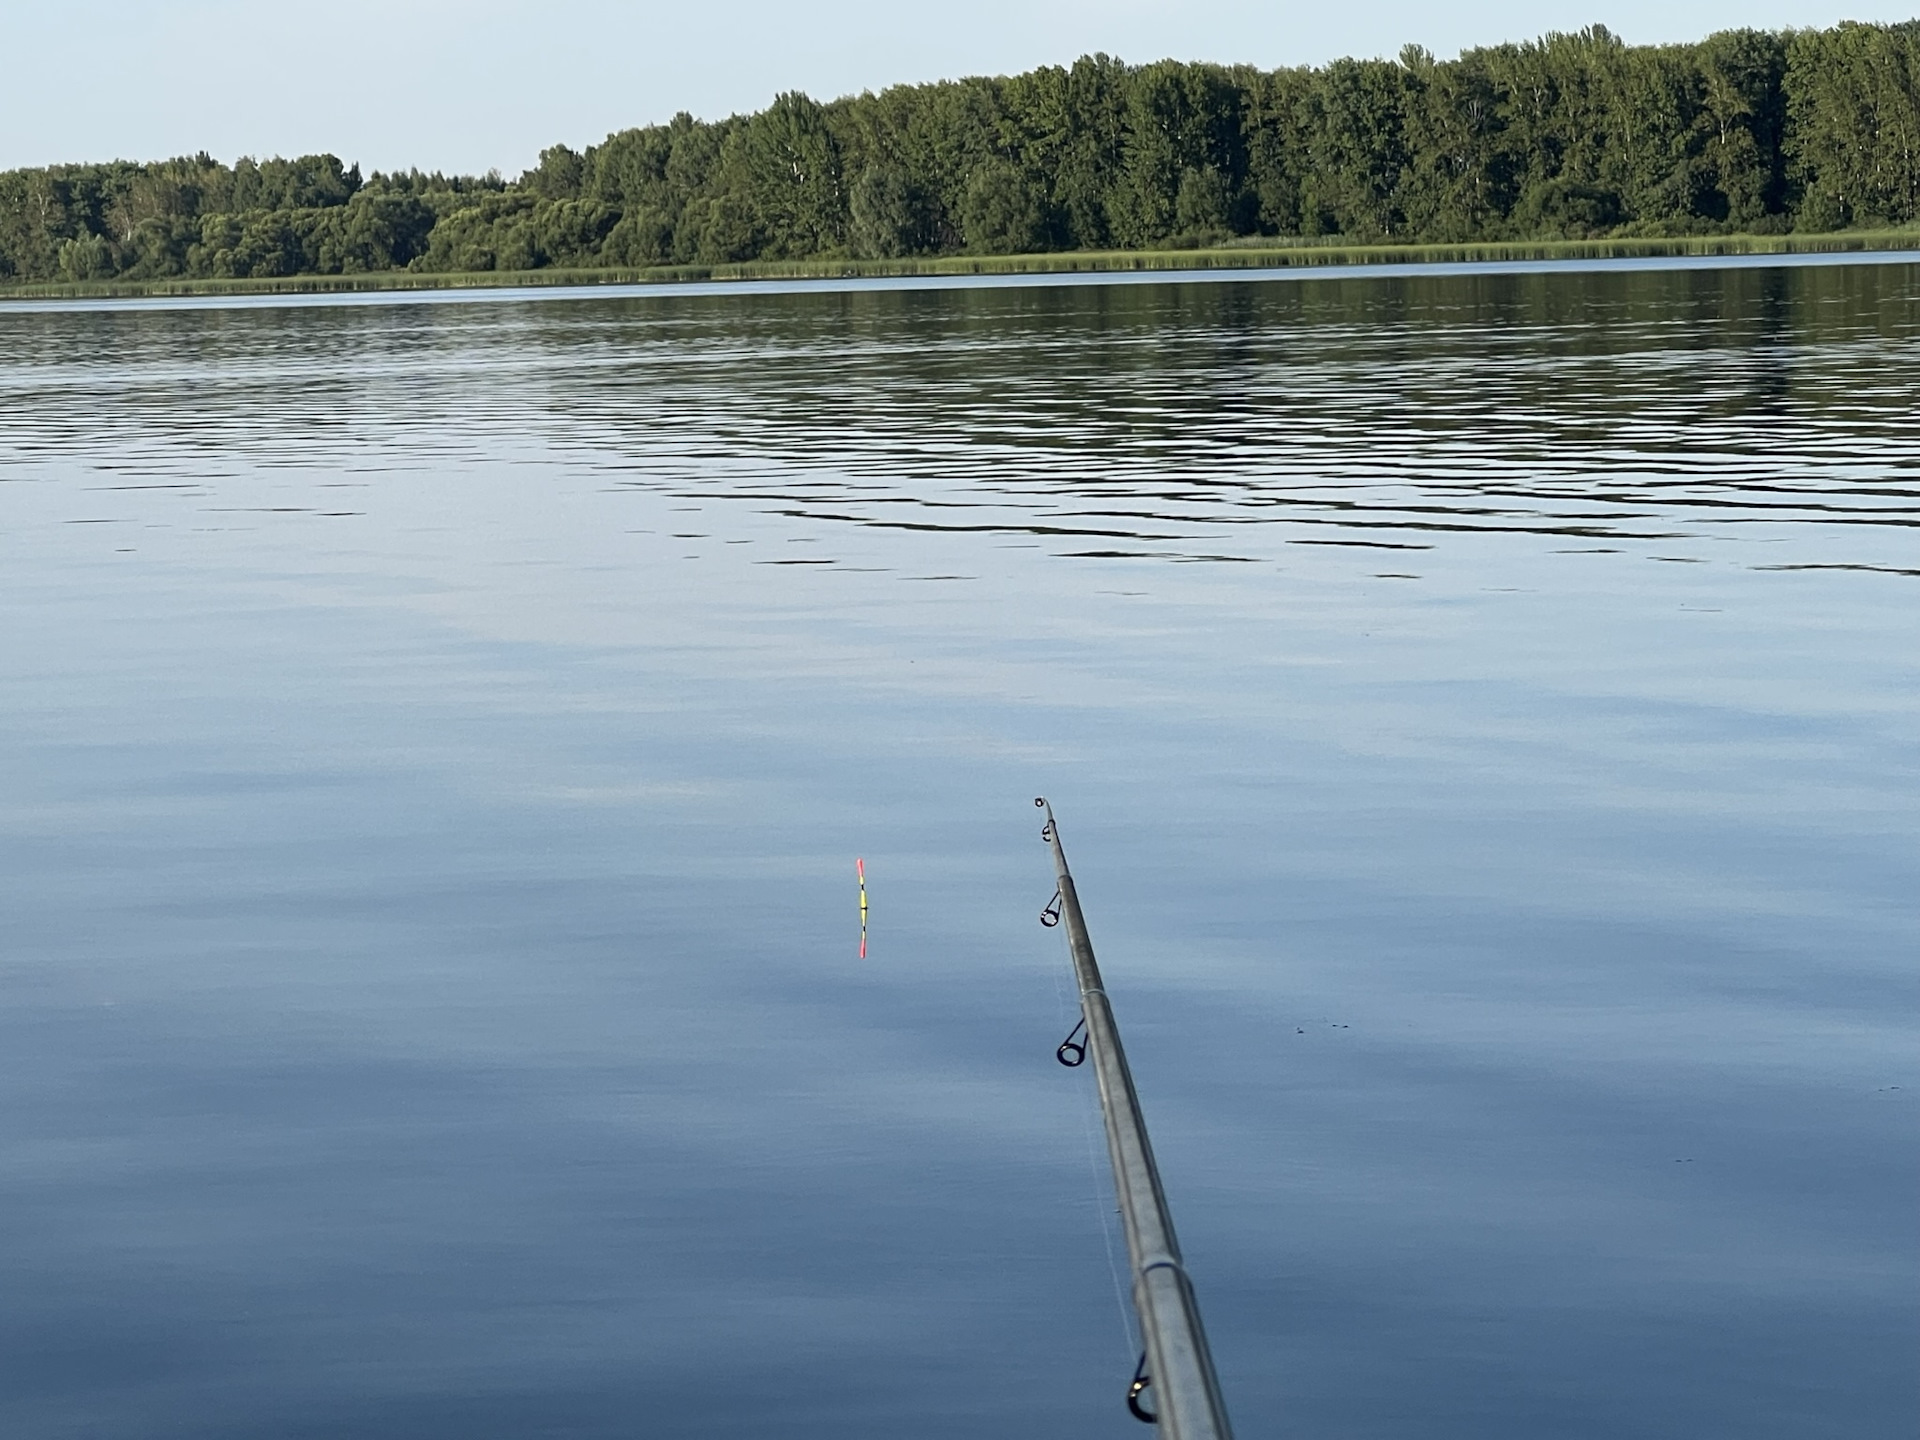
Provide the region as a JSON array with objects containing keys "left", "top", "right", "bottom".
[{"left": 1, "top": 262, "right": 1915, "bottom": 1439}]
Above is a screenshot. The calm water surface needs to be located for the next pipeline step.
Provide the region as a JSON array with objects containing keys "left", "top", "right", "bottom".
[{"left": 2, "top": 265, "right": 1915, "bottom": 1438}]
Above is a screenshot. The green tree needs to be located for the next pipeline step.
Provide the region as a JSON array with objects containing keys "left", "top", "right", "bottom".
[
  {"left": 529, "top": 144, "right": 586, "bottom": 199},
  {"left": 602, "top": 206, "right": 673, "bottom": 266},
  {"left": 1787, "top": 21, "right": 1920, "bottom": 228},
  {"left": 1174, "top": 166, "right": 1232, "bottom": 236},
  {"left": 1697, "top": 29, "right": 1789, "bottom": 228},
  {"left": 680, "top": 190, "right": 758, "bottom": 263},
  {"left": 736, "top": 91, "right": 846, "bottom": 258},
  {"left": 959, "top": 158, "right": 1046, "bottom": 253},
  {"left": 848, "top": 165, "right": 926, "bottom": 257},
  {"left": 57, "top": 233, "right": 113, "bottom": 281},
  {"left": 5, "top": 21, "right": 1913, "bottom": 288},
  {"left": 1298, "top": 58, "right": 1415, "bottom": 237},
  {"left": 1398, "top": 47, "right": 1511, "bottom": 238}
]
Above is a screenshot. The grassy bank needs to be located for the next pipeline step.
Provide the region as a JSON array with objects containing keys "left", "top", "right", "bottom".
[{"left": 7, "top": 229, "right": 1920, "bottom": 302}]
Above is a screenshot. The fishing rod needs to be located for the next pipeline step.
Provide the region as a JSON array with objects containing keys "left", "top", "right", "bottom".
[{"left": 1035, "top": 797, "right": 1235, "bottom": 1439}]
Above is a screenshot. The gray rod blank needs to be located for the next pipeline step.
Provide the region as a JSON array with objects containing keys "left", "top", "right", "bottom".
[{"left": 1039, "top": 798, "right": 1235, "bottom": 1440}]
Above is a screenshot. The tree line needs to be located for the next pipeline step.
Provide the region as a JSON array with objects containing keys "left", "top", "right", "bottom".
[{"left": 4, "top": 20, "right": 1919, "bottom": 284}]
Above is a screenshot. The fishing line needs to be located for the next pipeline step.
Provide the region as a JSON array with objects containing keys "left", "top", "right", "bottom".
[
  {"left": 1050, "top": 911, "right": 1139, "bottom": 1365},
  {"left": 1082, "top": 1058, "right": 1141, "bottom": 1365}
]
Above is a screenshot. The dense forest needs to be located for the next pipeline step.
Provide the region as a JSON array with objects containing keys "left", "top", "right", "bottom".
[{"left": 5, "top": 19, "right": 1920, "bottom": 284}]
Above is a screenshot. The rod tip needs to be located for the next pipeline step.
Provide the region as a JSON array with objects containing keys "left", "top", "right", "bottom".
[{"left": 1033, "top": 796, "right": 1046, "bottom": 808}]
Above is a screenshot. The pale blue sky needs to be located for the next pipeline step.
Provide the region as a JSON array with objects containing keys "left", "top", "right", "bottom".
[{"left": 4, "top": 0, "right": 1910, "bottom": 176}]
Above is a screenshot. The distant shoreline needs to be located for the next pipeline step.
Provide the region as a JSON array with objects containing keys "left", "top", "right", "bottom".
[{"left": 6, "top": 231, "right": 1919, "bottom": 303}]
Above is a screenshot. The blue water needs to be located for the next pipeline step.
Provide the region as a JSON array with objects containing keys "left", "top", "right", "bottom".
[{"left": 1, "top": 262, "right": 1915, "bottom": 1438}]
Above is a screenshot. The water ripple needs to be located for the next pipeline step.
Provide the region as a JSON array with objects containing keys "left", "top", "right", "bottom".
[{"left": 3, "top": 265, "right": 1920, "bottom": 575}]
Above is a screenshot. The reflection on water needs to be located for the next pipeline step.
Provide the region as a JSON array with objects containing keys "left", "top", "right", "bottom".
[
  {"left": 12, "top": 266, "right": 1920, "bottom": 572},
  {"left": 1, "top": 265, "right": 1915, "bottom": 1439}
]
